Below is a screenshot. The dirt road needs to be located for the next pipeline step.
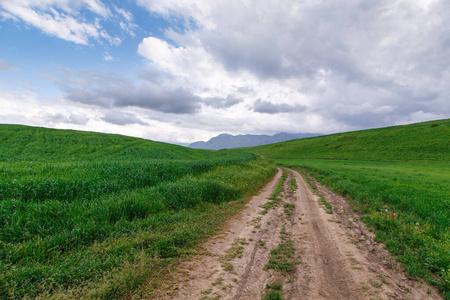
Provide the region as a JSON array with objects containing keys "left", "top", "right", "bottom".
[{"left": 167, "top": 168, "right": 443, "bottom": 299}]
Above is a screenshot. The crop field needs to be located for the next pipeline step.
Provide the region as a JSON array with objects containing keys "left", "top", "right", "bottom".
[
  {"left": 0, "top": 125, "right": 277, "bottom": 299},
  {"left": 276, "top": 159, "right": 450, "bottom": 298}
]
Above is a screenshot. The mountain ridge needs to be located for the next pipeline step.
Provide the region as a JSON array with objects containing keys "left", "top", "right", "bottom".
[{"left": 189, "top": 132, "right": 322, "bottom": 150}]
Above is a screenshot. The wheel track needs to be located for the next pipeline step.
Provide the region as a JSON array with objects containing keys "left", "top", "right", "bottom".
[{"left": 163, "top": 168, "right": 443, "bottom": 300}]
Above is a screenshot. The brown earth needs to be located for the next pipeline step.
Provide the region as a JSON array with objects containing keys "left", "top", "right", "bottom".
[{"left": 158, "top": 168, "right": 443, "bottom": 300}]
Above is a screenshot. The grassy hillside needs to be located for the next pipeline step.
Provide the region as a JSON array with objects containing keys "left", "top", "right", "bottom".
[
  {"left": 0, "top": 124, "right": 221, "bottom": 161},
  {"left": 0, "top": 124, "right": 277, "bottom": 299},
  {"left": 245, "top": 119, "right": 450, "bottom": 298},
  {"left": 246, "top": 119, "right": 450, "bottom": 161}
]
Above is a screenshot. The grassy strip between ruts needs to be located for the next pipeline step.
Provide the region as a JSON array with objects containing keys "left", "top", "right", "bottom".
[
  {"left": 277, "top": 159, "right": 450, "bottom": 299},
  {"left": 263, "top": 281, "right": 283, "bottom": 300},
  {"left": 260, "top": 168, "right": 287, "bottom": 215},
  {"left": 0, "top": 156, "right": 276, "bottom": 299}
]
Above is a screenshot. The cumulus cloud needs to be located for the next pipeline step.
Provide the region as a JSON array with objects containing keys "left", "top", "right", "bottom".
[
  {"left": 134, "top": 0, "right": 450, "bottom": 132},
  {"left": 0, "top": 90, "right": 91, "bottom": 127},
  {"left": 55, "top": 68, "right": 247, "bottom": 115},
  {"left": 55, "top": 70, "right": 203, "bottom": 114},
  {"left": 137, "top": 36, "right": 232, "bottom": 91},
  {"left": 3, "top": 1, "right": 449, "bottom": 144}
]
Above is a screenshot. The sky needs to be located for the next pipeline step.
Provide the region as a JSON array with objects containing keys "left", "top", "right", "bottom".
[{"left": 0, "top": 0, "right": 449, "bottom": 145}]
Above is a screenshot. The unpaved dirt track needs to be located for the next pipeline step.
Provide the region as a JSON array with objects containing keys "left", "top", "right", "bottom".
[{"left": 164, "top": 168, "right": 443, "bottom": 300}]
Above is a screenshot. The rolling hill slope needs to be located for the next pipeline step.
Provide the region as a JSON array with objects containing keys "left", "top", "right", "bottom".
[
  {"left": 0, "top": 124, "right": 220, "bottom": 162},
  {"left": 0, "top": 124, "right": 276, "bottom": 299},
  {"left": 245, "top": 119, "right": 450, "bottom": 161},
  {"left": 243, "top": 119, "right": 450, "bottom": 298}
]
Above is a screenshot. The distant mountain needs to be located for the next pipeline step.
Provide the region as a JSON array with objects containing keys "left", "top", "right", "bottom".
[{"left": 188, "top": 132, "right": 322, "bottom": 150}]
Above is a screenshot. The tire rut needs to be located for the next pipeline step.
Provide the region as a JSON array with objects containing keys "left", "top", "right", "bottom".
[{"left": 164, "top": 168, "right": 443, "bottom": 300}]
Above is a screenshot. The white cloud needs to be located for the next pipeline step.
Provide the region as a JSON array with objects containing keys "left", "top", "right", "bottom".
[
  {"left": 103, "top": 52, "right": 113, "bottom": 61},
  {"left": 0, "top": 89, "right": 210, "bottom": 143},
  {"left": 3, "top": 1, "right": 449, "bottom": 144},
  {"left": 0, "top": 0, "right": 116, "bottom": 45},
  {"left": 114, "top": 5, "right": 132, "bottom": 22},
  {"left": 136, "top": 0, "right": 214, "bottom": 29},
  {"left": 134, "top": 0, "right": 450, "bottom": 136}
]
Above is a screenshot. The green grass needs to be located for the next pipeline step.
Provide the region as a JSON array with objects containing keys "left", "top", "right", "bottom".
[
  {"left": 221, "top": 238, "right": 247, "bottom": 272},
  {"left": 260, "top": 168, "right": 287, "bottom": 215},
  {"left": 263, "top": 281, "right": 283, "bottom": 300},
  {"left": 0, "top": 125, "right": 277, "bottom": 299},
  {"left": 289, "top": 175, "right": 298, "bottom": 193},
  {"left": 269, "top": 168, "right": 287, "bottom": 201},
  {"left": 246, "top": 119, "right": 450, "bottom": 162},
  {"left": 266, "top": 239, "right": 295, "bottom": 274},
  {"left": 0, "top": 124, "right": 222, "bottom": 162},
  {"left": 283, "top": 203, "right": 295, "bottom": 216},
  {"left": 245, "top": 119, "right": 450, "bottom": 298},
  {"left": 266, "top": 227, "right": 295, "bottom": 275},
  {"left": 278, "top": 159, "right": 450, "bottom": 298},
  {"left": 3, "top": 118, "right": 449, "bottom": 298}
]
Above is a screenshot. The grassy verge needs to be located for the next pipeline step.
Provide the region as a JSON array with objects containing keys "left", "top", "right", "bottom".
[{"left": 277, "top": 159, "right": 450, "bottom": 299}]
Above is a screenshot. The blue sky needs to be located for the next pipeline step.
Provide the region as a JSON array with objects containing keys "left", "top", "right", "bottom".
[{"left": 1, "top": 0, "right": 449, "bottom": 144}]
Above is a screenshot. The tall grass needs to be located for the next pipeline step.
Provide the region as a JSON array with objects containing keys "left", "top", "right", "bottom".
[
  {"left": 0, "top": 125, "right": 277, "bottom": 299},
  {"left": 1, "top": 156, "right": 276, "bottom": 299},
  {"left": 0, "top": 155, "right": 253, "bottom": 203}
]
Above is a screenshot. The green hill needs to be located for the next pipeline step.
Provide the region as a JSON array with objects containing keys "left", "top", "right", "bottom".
[
  {"left": 0, "top": 124, "right": 220, "bottom": 162},
  {"left": 245, "top": 119, "right": 450, "bottom": 161},
  {"left": 0, "top": 124, "right": 276, "bottom": 299},
  {"left": 244, "top": 119, "right": 450, "bottom": 298}
]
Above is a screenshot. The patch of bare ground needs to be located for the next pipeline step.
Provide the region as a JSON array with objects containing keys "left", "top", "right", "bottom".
[{"left": 155, "top": 168, "right": 443, "bottom": 300}]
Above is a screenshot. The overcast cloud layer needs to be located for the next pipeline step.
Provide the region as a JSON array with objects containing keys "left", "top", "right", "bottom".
[{"left": 0, "top": 0, "right": 449, "bottom": 143}]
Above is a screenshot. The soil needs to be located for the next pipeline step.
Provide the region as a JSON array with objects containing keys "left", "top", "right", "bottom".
[{"left": 160, "top": 168, "right": 443, "bottom": 299}]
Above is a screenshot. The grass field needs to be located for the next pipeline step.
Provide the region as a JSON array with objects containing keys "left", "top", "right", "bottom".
[
  {"left": 247, "top": 119, "right": 450, "bottom": 298},
  {"left": 276, "top": 159, "right": 450, "bottom": 297},
  {"left": 2, "top": 119, "right": 449, "bottom": 298},
  {"left": 0, "top": 125, "right": 276, "bottom": 299},
  {"left": 245, "top": 119, "right": 450, "bottom": 161}
]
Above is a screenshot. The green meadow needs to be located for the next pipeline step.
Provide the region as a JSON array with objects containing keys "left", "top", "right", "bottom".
[
  {"left": 276, "top": 159, "right": 450, "bottom": 296},
  {"left": 246, "top": 118, "right": 450, "bottom": 161},
  {"left": 0, "top": 125, "right": 276, "bottom": 299},
  {"left": 249, "top": 119, "right": 450, "bottom": 298},
  {"left": 1, "top": 119, "right": 449, "bottom": 299}
]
